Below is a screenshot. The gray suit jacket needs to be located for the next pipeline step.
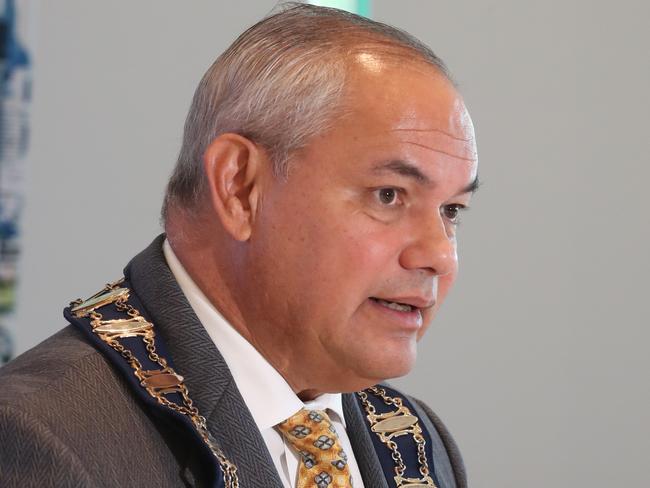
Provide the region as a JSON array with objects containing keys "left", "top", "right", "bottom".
[{"left": 0, "top": 236, "right": 466, "bottom": 487}]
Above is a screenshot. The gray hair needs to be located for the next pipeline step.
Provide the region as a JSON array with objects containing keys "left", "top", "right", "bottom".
[{"left": 162, "top": 2, "right": 452, "bottom": 221}]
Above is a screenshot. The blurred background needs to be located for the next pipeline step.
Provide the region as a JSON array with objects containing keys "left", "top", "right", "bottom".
[{"left": 2, "top": 1, "right": 648, "bottom": 486}]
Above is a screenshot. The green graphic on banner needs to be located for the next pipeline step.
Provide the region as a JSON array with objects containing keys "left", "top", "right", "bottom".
[{"left": 307, "top": 0, "right": 371, "bottom": 17}]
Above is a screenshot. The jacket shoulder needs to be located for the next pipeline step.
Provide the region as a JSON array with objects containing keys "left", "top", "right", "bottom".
[
  {"left": 0, "top": 402, "right": 94, "bottom": 486},
  {"left": 0, "top": 325, "right": 185, "bottom": 487},
  {"left": 0, "top": 326, "right": 100, "bottom": 406}
]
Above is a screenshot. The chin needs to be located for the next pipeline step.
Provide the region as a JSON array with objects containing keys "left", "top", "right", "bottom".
[
  {"left": 326, "top": 359, "right": 415, "bottom": 393},
  {"left": 353, "top": 343, "right": 418, "bottom": 385},
  {"left": 379, "top": 360, "right": 416, "bottom": 381}
]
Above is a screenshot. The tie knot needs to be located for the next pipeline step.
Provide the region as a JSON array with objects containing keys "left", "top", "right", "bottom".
[
  {"left": 279, "top": 409, "right": 335, "bottom": 438},
  {"left": 277, "top": 409, "right": 352, "bottom": 487}
]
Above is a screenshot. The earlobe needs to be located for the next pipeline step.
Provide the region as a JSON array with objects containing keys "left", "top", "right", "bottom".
[{"left": 203, "top": 134, "right": 263, "bottom": 241}]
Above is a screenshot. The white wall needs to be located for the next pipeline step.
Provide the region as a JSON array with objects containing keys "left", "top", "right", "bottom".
[{"left": 15, "top": 1, "right": 650, "bottom": 487}]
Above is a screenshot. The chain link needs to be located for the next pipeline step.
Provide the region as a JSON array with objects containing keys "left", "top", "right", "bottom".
[
  {"left": 83, "top": 282, "right": 239, "bottom": 488},
  {"left": 357, "top": 386, "right": 437, "bottom": 487}
]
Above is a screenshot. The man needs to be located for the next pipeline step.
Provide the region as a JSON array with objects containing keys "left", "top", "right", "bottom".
[{"left": 0, "top": 4, "right": 478, "bottom": 488}]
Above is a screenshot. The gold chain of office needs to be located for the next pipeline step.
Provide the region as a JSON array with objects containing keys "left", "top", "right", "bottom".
[
  {"left": 71, "top": 281, "right": 436, "bottom": 488},
  {"left": 70, "top": 279, "right": 239, "bottom": 488},
  {"left": 357, "top": 386, "right": 438, "bottom": 487}
]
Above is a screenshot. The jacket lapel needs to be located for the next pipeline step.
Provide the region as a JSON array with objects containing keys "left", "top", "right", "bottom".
[
  {"left": 342, "top": 393, "right": 390, "bottom": 488},
  {"left": 125, "top": 235, "right": 283, "bottom": 488}
]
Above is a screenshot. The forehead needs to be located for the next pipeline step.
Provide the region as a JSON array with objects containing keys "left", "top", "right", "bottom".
[
  {"left": 304, "top": 56, "right": 478, "bottom": 181},
  {"left": 348, "top": 56, "right": 474, "bottom": 146}
]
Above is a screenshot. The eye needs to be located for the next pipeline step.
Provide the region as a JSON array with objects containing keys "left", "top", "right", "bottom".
[
  {"left": 376, "top": 187, "right": 400, "bottom": 205},
  {"left": 442, "top": 204, "right": 466, "bottom": 224}
]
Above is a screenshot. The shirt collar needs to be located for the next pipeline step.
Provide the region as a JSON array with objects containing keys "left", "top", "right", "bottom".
[{"left": 162, "top": 239, "right": 346, "bottom": 429}]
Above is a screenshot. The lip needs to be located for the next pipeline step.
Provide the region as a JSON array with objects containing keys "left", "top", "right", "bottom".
[
  {"left": 374, "top": 295, "right": 436, "bottom": 310},
  {"left": 367, "top": 297, "right": 424, "bottom": 331}
]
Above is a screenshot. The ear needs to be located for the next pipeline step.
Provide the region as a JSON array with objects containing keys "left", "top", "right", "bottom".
[{"left": 203, "top": 133, "right": 265, "bottom": 241}]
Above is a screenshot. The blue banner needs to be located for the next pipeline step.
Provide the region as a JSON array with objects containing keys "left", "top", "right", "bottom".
[{"left": 0, "top": 0, "right": 33, "bottom": 365}]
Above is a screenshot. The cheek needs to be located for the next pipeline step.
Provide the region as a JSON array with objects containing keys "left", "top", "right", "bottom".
[
  {"left": 300, "top": 218, "right": 394, "bottom": 303},
  {"left": 281, "top": 214, "right": 407, "bottom": 337},
  {"left": 256, "top": 182, "right": 403, "bottom": 317}
]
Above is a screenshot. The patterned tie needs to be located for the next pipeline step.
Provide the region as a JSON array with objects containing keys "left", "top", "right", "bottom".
[{"left": 277, "top": 409, "right": 353, "bottom": 488}]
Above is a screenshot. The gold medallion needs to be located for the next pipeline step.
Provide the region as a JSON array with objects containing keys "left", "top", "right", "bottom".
[
  {"left": 140, "top": 369, "right": 184, "bottom": 394},
  {"left": 372, "top": 414, "right": 418, "bottom": 434},
  {"left": 93, "top": 317, "right": 153, "bottom": 338},
  {"left": 394, "top": 479, "right": 434, "bottom": 488},
  {"left": 71, "top": 287, "right": 130, "bottom": 317}
]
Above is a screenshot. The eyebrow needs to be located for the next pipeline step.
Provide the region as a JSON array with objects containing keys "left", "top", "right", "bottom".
[
  {"left": 371, "top": 159, "right": 480, "bottom": 194},
  {"left": 372, "top": 160, "right": 431, "bottom": 184},
  {"left": 461, "top": 175, "right": 481, "bottom": 194}
]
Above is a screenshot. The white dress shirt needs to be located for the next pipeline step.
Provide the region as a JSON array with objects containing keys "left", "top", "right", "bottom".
[{"left": 163, "top": 240, "right": 365, "bottom": 488}]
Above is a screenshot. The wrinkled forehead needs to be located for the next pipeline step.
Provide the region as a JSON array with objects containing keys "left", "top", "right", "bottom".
[{"left": 343, "top": 53, "right": 477, "bottom": 160}]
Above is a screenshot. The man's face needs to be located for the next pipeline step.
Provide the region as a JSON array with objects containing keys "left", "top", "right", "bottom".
[{"left": 244, "top": 57, "right": 478, "bottom": 393}]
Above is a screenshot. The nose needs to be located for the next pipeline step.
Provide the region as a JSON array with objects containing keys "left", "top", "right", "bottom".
[{"left": 398, "top": 217, "right": 457, "bottom": 276}]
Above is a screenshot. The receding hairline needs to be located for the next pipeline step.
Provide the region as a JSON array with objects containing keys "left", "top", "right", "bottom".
[
  {"left": 233, "top": 2, "right": 455, "bottom": 84},
  {"left": 162, "top": 3, "right": 455, "bottom": 224}
]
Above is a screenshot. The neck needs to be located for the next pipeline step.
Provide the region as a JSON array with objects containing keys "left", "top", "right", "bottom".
[
  {"left": 165, "top": 214, "right": 255, "bottom": 345},
  {"left": 165, "top": 212, "right": 379, "bottom": 398},
  {"left": 296, "top": 389, "right": 324, "bottom": 402}
]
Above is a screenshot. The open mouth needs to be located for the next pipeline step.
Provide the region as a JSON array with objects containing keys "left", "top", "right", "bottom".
[{"left": 370, "top": 297, "right": 417, "bottom": 313}]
